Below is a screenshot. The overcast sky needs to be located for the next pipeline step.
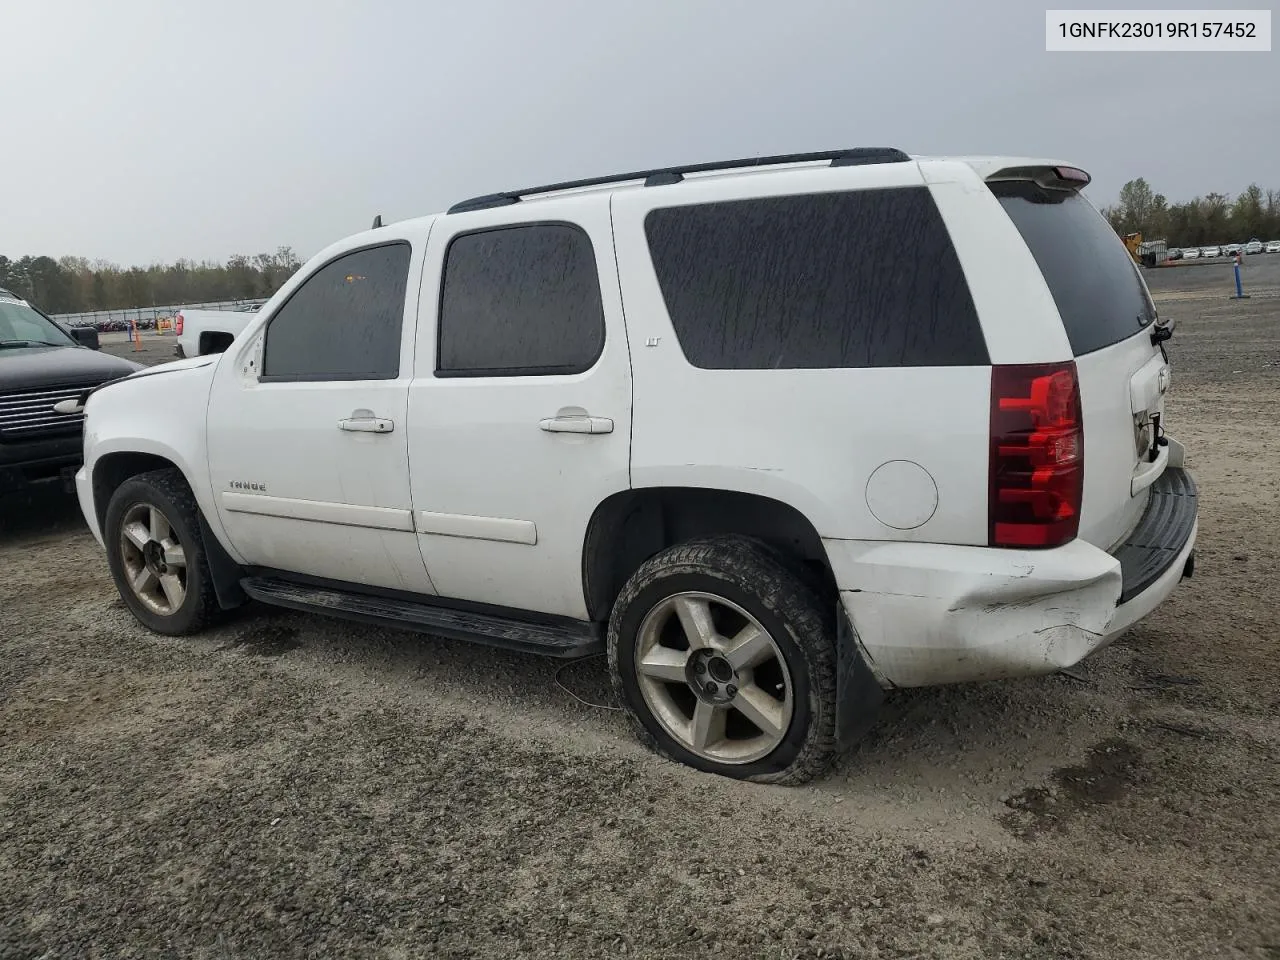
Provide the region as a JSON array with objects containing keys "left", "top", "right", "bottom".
[{"left": 2, "top": 0, "right": 1276, "bottom": 265}]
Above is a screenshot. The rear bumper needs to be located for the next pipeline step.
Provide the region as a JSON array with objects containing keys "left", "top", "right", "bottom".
[
  {"left": 1112, "top": 466, "right": 1197, "bottom": 604},
  {"left": 827, "top": 468, "right": 1198, "bottom": 689}
]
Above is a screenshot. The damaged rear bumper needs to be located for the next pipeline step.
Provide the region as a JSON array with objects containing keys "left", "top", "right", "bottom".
[{"left": 826, "top": 468, "right": 1198, "bottom": 689}]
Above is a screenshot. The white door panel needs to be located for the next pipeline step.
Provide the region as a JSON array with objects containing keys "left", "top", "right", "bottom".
[
  {"left": 406, "top": 197, "right": 631, "bottom": 619},
  {"left": 207, "top": 378, "right": 431, "bottom": 591},
  {"left": 206, "top": 231, "right": 436, "bottom": 594}
]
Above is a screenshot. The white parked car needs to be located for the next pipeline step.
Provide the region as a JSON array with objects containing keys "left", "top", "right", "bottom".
[
  {"left": 1224, "top": 243, "right": 1243, "bottom": 256},
  {"left": 67, "top": 149, "right": 1197, "bottom": 784},
  {"left": 1182, "top": 247, "right": 1201, "bottom": 259},
  {"left": 173, "top": 301, "right": 265, "bottom": 359},
  {"left": 1266, "top": 240, "right": 1280, "bottom": 253},
  {"left": 1201, "top": 246, "right": 1221, "bottom": 258},
  {"left": 1244, "top": 239, "right": 1263, "bottom": 255}
]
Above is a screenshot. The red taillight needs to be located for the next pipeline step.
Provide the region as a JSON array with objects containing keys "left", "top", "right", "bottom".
[
  {"left": 175, "top": 313, "right": 184, "bottom": 336},
  {"left": 1052, "top": 165, "right": 1091, "bottom": 186},
  {"left": 989, "top": 362, "right": 1084, "bottom": 549}
]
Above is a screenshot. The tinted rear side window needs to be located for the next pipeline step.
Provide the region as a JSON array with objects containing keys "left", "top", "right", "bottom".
[
  {"left": 643, "top": 188, "right": 987, "bottom": 369},
  {"left": 438, "top": 224, "right": 605, "bottom": 376},
  {"left": 992, "top": 183, "right": 1157, "bottom": 356}
]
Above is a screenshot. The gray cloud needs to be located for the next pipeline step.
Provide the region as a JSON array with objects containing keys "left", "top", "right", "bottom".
[{"left": 3, "top": 0, "right": 1275, "bottom": 264}]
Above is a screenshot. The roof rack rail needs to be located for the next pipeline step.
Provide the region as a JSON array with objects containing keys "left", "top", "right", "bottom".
[{"left": 447, "top": 147, "right": 911, "bottom": 214}]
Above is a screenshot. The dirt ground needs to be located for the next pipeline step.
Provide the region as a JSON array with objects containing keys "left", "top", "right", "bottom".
[{"left": 2, "top": 261, "right": 1278, "bottom": 959}]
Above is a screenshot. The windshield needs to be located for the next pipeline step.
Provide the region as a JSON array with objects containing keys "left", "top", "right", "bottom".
[{"left": 0, "top": 296, "right": 76, "bottom": 347}]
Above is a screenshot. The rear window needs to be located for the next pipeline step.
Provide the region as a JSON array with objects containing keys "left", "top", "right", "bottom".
[
  {"left": 991, "top": 183, "right": 1157, "bottom": 356},
  {"left": 644, "top": 188, "right": 988, "bottom": 369}
]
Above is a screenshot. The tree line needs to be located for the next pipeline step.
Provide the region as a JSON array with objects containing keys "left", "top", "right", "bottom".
[
  {"left": 5, "top": 181, "right": 1277, "bottom": 315},
  {"left": 1102, "top": 179, "right": 1280, "bottom": 248},
  {"left": 0, "top": 247, "right": 303, "bottom": 314}
]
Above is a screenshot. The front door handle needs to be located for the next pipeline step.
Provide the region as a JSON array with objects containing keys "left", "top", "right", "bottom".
[
  {"left": 339, "top": 410, "right": 393, "bottom": 433},
  {"left": 539, "top": 415, "right": 614, "bottom": 435}
]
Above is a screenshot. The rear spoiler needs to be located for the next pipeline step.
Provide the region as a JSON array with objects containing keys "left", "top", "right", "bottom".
[{"left": 985, "top": 165, "right": 1091, "bottom": 192}]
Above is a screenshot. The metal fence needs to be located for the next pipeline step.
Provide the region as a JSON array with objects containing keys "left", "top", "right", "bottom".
[{"left": 51, "top": 299, "right": 264, "bottom": 327}]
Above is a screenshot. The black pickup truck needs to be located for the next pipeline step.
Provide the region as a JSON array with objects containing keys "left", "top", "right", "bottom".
[{"left": 0, "top": 291, "right": 142, "bottom": 495}]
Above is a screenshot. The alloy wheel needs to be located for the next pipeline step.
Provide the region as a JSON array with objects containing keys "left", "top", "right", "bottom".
[
  {"left": 118, "top": 502, "right": 188, "bottom": 616},
  {"left": 633, "top": 591, "right": 794, "bottom": 764}
]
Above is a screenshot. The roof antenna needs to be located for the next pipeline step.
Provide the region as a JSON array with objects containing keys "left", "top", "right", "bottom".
[{"left": 371, "top": 214, "right": 383, "bottom": 229}]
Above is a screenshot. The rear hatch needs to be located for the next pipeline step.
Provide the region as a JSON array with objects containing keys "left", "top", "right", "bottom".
[{"left": 989, "top": 171, "right": 1171, "bottom": 552}]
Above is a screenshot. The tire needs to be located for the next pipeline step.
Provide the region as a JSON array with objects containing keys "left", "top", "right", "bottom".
[
  {"left": 607, "top": 536, "right": 838, "bottom": 785},
  {"left": 103, "top": 468, "right": 220, "bottom": 636}
]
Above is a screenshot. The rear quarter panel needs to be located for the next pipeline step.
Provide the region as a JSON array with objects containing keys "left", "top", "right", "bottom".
[
  {"left": 920, "top": 161, "right": 1074, "bottom": 365},
  {"left": 611, "top": 164, "right": 996, "bottom": 545}
]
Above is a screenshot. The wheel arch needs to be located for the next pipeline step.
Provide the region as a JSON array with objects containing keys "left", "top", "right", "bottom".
[
  {"left": 92, "top": 449, "right": 247, "bottom": 610},
  {"left": 92, "top": 450, "right": 184, "bottom": 536},
  {"left": 581, "top": 487, "right": 835, "bottom": 622}
]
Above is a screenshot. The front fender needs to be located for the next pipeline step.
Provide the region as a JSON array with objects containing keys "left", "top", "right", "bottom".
[{"left": 83, "top": 364, "right": 246, "bottom": 566}]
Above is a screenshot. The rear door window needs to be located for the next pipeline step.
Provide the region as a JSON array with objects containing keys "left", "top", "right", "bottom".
[
  {"left": 643, "top": 187, "right": 988, "bottom": 369},
  {"left": 437, "top": 223, "right": 605, "bottom": 377},
  {"left": 991, "top": 183, "right": 1157, "bottom": 356}
]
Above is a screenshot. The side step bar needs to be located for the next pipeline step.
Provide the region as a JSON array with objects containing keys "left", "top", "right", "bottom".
[{"left": 239, "top": 577, "right": 603, "bottom": 659}]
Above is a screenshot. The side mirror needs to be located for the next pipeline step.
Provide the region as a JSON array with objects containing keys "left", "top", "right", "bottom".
[{"left": 71, "top": 326, "right": 100, "bottom": 350}]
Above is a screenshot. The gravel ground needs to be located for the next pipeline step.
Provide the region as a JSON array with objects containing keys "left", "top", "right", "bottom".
[{"left": 2, "top": 264, "right": 1278, "bottom": 959}]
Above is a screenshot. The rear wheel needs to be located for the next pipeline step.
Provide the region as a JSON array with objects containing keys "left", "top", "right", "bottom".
[
  {"left": 607, "top": 536, "right": 838, "bottom": 784},
  {"left": 104, "top": 468, "right": 220, "bottom": 635}
]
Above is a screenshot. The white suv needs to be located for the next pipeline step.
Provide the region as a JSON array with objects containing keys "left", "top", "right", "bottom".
[{"left": 69, "top": 148, "right": 1197, "bottom": 784}]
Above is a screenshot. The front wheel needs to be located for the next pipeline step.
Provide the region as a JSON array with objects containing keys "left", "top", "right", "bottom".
[
  {"left": 607, "top": 537, "right": 838, "bottom": 785},
  {"left": 104, "top": 468, "right": 220, "bottom": 635}
]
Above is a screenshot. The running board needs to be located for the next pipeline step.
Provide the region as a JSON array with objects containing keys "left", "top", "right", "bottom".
[{"left": 239, "top": 577, "right": 603, "bottom": 659}]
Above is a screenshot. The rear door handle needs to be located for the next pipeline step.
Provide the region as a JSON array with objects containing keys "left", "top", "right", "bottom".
[
  {"left": 338, "top": 411, "right": 394, "bottom": 433},
  {"left": 539, "top": 415, "right": 614, "bottom": 435}
]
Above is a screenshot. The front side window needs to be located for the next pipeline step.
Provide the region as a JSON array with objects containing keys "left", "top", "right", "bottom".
[
  {"left": 437, "top": 224, "right": 605, "bottom": 377},
  {"left": 262, "top": 243, "right": 410, "bottom": 381}
]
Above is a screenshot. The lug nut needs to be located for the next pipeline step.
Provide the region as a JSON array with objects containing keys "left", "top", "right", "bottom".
[
  {"left": 704, "top": 681, "right": 717, "bottom": 695},
  {"left": 726, "top": 684, "right": 738, "bottom": 698},
  {"left": 694, "top": 661, "right": 706, "bottom": 675}
]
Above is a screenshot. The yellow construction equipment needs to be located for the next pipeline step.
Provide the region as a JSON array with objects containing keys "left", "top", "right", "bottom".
[
  {"left": 1122, "top": 232, "right": 1143, "bottom": 265},
  {"left": 1122, "top": 232, "right": 1168, "bottom": 267}
]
